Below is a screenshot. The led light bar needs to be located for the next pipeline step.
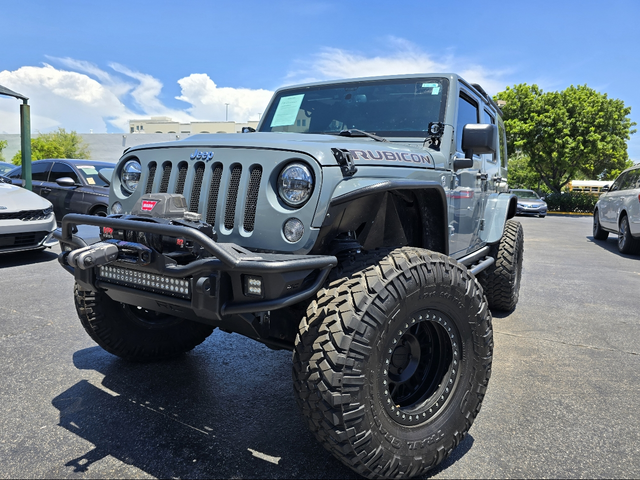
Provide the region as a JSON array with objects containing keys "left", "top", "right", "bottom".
[{"left": 97, "top": 265, "right": 191, "bottom": 299}]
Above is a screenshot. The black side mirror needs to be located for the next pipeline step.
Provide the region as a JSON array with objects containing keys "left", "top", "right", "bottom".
[
  {"left": 462, "top": 124, "right": 497, "bottom": 159},
  {"left": 602, "top": 185, "right": 610, "bottom": 192},
  {"left": 98, "top": 168, "right": 114, "bottom": 186},
  {"left": 453, "top": 158, "right": 474, "bottom": 171},
  {"left": 56, "top": 177, "right": 78, "bottom": 187}
]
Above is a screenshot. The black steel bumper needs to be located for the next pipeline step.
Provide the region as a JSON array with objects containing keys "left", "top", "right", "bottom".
[{"left": 56, "top": 214, "right": 337, "bottom": 322}]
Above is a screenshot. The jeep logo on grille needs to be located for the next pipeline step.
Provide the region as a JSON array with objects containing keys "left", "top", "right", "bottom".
[{"left": 190, "top": 149, "right": 215, "bottom": 161}]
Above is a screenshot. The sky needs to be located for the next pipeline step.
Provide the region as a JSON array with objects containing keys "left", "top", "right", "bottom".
[{"left": 0, "top": 0, "right": 639, "bottom": 160}]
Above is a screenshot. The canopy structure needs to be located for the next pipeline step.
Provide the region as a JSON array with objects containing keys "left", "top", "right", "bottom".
[{"left": 0, "top": 84, "right": 32, "bottom": 190}]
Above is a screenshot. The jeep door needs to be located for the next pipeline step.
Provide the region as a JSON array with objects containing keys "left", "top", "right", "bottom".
[{"left": 449, "top": 89, "right": 486, "bottom": 255}]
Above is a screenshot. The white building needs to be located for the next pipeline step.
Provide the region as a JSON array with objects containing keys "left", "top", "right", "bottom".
[{"left": 129, "top": 117, "right": 259, "bottom": 135}]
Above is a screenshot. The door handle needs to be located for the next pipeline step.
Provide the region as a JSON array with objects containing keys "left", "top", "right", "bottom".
[{"left": 41, "top": 188, "right": 51, "bottom": 194}]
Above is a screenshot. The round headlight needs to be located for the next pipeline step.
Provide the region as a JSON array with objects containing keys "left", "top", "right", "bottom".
[
  {"left": 121, "top": 159, "right": 141, "bottom": 194},
  {"left": 278, "top": 162, "right": 313, "bottom": 207}
]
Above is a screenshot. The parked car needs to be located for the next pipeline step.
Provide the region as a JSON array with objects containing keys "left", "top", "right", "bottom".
[
  {"left": 593, "top": 165, "right": 640, "bottom": 253},
  {"left": 0, "top": 161, "right": 15, "bottom": 175},
  {"left": 0, "top": 174, "right": 57, "bottom": 254},
  {"left": 6, "top": 159, "right": 113, "bottom": 221},
  {"left": 511, "top": 189, "right": 547, "bottom": 217}
]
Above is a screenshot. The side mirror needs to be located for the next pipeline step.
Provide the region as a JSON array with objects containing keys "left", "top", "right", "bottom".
[
  {"left": 540, "top": 196, "right": 545, "bottom": 201},
  {"left": 602, "top": 185, "right": 609, "bottom": 192},
  {"left": 453, "top": 158, "right": 473, "bottom": 171},
  {"left": 98, "top": 167, "right": 114, "bottom": 186},
  {"left": 461, "top": 124, "right": 497, "bottom": 159},
  {"left": 56, "top": 177, "right": 78, "bottom": 187}
]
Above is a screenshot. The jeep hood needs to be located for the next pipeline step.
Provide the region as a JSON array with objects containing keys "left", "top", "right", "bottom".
[{"left": 125, "top": 132, "right": 446, "bottom": 169}]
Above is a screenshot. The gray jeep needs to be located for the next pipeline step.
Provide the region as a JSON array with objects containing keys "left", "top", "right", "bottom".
[{"left": 56, "top": 73, "right": 523, "bottom": 479}]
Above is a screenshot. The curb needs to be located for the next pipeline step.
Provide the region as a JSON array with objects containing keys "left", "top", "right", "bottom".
[{"left": 547, "top": 212, "right": 591, "bottom": 216}]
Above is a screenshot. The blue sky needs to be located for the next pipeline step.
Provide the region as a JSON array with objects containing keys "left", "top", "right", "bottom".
[{"left": 1, "top": 0, "right": 638, "bottom": 160}]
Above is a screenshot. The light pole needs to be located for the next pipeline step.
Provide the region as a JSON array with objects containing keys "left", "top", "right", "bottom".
[{"left": 225, "top": 103, "right": 229, "bottom": 122}]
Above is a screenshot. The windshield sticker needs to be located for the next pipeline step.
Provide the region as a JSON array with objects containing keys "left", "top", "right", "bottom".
[
  {"left": 271, "top": 94, "right": 305, "bottom": 127},
  {"left": 421, "top": 83, "right": 441, "bottom": 95},
  {"left": 86, "top": 177, "right": 95, "bottom": 184},
  {"left": 348, "top": 149, "right": 434, "bottom": 167},
  {"left": 78, "top": 166, "right": 99, "bottom": 175}
]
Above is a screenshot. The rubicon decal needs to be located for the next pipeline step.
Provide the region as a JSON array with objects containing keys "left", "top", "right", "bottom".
[
  {"left": 348, "top": 149, "right": 434, "bottom": 167},
  {"left": 141, "top": 200, "right": 158, "bottom": 211},
  {"left": 190, "top": 149, "right": 215, "bottom": 161}
]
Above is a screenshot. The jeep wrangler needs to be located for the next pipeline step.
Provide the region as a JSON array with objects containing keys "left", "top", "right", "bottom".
[{"left": 56, "top": 73, "right": 522, "bottom": 479}]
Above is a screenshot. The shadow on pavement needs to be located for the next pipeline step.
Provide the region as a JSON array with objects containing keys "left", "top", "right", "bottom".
[
  {"left": 0, "top": 248, "right": 58, "bottom": 268},
  {"left": 52, "top": 342, "right": 476, "bottom": 479},
  {"left": 586, "top": 234, "right": 640, "bottom": 260},
  {"left": 51, "top": 343, "right": 360, "bottom": 479}
]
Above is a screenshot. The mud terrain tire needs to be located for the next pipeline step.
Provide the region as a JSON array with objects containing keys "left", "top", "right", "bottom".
[
  {"left": 74, "top": 284, "right": 214, "bottom": 362},
  {"left": 293, "top": 247, "right": 493, "bottom": 479},
  {"left": 479, "top": 219, "right": 524, "bottom": 312}
]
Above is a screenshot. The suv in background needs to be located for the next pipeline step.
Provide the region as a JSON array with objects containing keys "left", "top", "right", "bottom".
[
  {"left": 8, "top": 159, "right": 113, "bottom": 220},
  {"left": 593, "top": 165, "right": 640, "bottom": 253},
  {"left": 55, "top": 73, "right": 522, "bottom": 479}
]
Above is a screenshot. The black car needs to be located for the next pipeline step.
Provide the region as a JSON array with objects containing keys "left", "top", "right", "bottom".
[
  {"left": 7, "top": 159, "right": 114, "bottom": 220},
  {"left": 0, "top": 161, "right": 15, "bottom": 175}
]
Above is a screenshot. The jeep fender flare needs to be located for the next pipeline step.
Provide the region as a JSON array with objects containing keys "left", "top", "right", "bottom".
[
  {"left": 480, "top": 193, "right": 518, "bottom": 244},
  {"left": 310, "top": 178, "right": 449, "bottom": 255}
]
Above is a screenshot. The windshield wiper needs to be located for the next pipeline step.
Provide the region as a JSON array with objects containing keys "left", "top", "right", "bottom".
[{"left": 337, "top": 129, "right": 388, "bottom": 142}]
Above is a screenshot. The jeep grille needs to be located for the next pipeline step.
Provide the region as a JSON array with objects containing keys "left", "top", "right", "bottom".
[{"left": 145, "top": 161, "right": 263, "bottom": 234}]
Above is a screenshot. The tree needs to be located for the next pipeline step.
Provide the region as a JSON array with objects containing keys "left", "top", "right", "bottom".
[
  {"left": 495, "top": 84, "right": 636, "bottom": 193},
  {"left": 11, "top": 128, "right": 90, "bottom": 165},
  {"left": 0, "top": 140, "right": 7, "bottom": 162}
]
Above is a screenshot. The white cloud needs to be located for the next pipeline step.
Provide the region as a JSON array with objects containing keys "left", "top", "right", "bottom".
[
  {"left": 0, "top": 64, "right": 133, "bottom": 134},
  {"left": 176, "top": 74, "right": 273, "bottom": 122},
  {"left": 285, "top": 38, "right": 512, "bottom": 95}
]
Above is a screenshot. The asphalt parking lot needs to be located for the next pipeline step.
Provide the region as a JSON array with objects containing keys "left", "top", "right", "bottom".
[{"left": 1, "top": 215, "right": 639, "bottom": 479}]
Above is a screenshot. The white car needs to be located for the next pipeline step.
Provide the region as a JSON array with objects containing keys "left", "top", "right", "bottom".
[
  {"left": 593, "top": 165, "right": 640, "bottom": 254},
  {"left": 0, "top": 176, "right": 57, "bottom": 254}
]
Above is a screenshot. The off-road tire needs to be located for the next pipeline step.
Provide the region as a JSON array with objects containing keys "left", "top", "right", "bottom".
[
  {"left": 74, "top": 284, "right": 214, "bottom": 362},
  {"left": 617, "top": 214, "right": 639, "bottom": 254},
  {"left": 593, "top": 210, "right": 608, "bottom": 240},
  {"left": 478, "top": 219, "right": 524, "bottom": 312},
  {"left": 293, "top": 247, "right": 493, "bottom": 479}
]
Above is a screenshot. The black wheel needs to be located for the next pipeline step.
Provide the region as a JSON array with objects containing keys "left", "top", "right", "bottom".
[
  {"left": 478, "top": 219, "right": 524, "bottom": 312},
  {"left": 74, "top": 284, "right": 214, "bottom": 362},
  {"left": 617, "top": 215, "right": 638, "bottom": 254},
  {"left": 293, "top": 247, "right": 493, "bottom": 479},
  {"left": 91, "top": 206, "right": 108, "bottom": 217},
  {"left": 593, "top": 210, "right": 608, "bottom": 240}
]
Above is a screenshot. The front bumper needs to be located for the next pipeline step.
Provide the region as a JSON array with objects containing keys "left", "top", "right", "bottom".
[
  {"left": 516, "top": 204, "right": 547, "bottom": 216},
  {"left": 56, "top": 214, "right": 337, "bottom": 323},
  {"left": 0, "top": 214, "right": 57, "bottom": 254}
]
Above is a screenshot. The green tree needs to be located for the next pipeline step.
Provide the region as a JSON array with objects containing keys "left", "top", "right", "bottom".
[
  {"left": 495, "top": 84, "right": 636, "bottom": 193},
  {"left": 0, "top": 140, "right": 7, "bottom": 162},
  {"left": 11, "top": 128, "right": 90, "bottom": 165}
]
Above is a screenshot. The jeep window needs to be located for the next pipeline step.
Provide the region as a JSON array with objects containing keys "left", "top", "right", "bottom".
[
  {"left": 498, "top": 120, "right": 508, "bottom": 169},
  {"left": 456, "top": 94, "right": 479, "bottom": 153},
  {"left": 260, "top": 78, "right": 448, "bottom": 137},
  {"left": 483, "top": 110, "right": 497, "bottom": 162}
]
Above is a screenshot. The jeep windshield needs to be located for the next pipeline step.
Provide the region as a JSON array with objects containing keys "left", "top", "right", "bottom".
[{"left": 259, "top": 77, "right": 448, "bottom": 138}]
